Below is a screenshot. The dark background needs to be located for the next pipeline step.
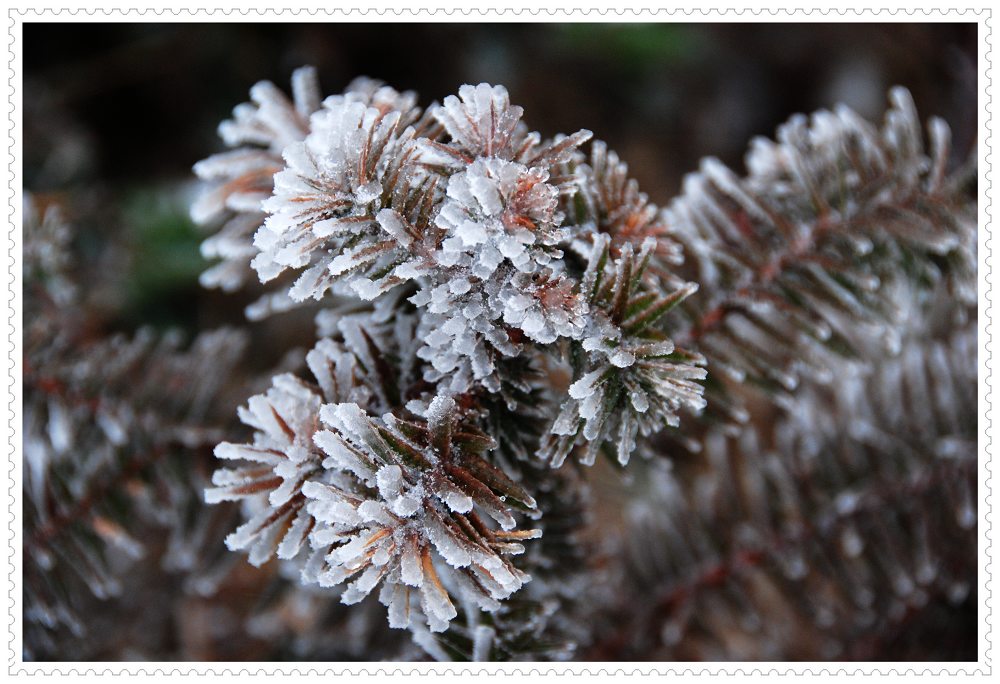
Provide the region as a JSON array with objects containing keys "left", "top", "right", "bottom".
[{"left": 24, "top": 23, "right": 977, "bottom": 187}]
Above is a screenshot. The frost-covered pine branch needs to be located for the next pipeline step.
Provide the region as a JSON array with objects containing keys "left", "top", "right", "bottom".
[
  {"left": 205, "top": 335, "right": 540, "bottom": 634},
  {"left": 193, "top": 73, "right": 710, "bottom": 650},
  {"left": 192, "top": 71, "right": 977, "bottom": 661},
  {"left": 581, "top": 92, "right": 979, "bottom": 660},
  {"left": 191, "top": 67, "right": 321, "bottom": 301}
]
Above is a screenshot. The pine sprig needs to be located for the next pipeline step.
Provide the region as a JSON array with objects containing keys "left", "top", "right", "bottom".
[
  {"left": 205, "top": 316, "right": 542, "bottom": 633},
  {"left": 22, "top": 194, "right": 251, "bottom": 659},
  {"left": 560, "top": 140, "right": 683, "bottom": 276},
  {"left": 302, "top": 396, "right": 540, "bottom": 633},
  {"left": 192, "top": 67, "right": 322, "bottom": 298},
  {"left": 543, "top": 233, "right": 706, "bottom": 467},
  {"left": 411, "top": 465, "right": 596, "bottom": 661},
  {"left": 23, "top": 325, "right": 248, "bottom": 653}
]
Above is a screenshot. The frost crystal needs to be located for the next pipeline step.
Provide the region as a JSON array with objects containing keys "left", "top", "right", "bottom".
[{"left": 501, "top": 271, "right": 588, "bottom": 344}]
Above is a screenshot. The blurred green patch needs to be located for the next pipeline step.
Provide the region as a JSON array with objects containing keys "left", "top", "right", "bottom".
[
  {"left": 555, "top": 24, "right": 705, "bottom": 71},
  {"left": 120, "top": 187, "right": 206, "bottom": 331}
]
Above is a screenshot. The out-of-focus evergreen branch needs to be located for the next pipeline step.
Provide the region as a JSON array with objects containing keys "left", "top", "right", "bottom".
[
  {"left": 599, "top": 320, "right": 976, "bottom": 660},
  {"left": 663, "top": 88, "right": 976, "bottom": 427},
  {"left": 22, "top": 196, "right": 249, "bottom": 659}
]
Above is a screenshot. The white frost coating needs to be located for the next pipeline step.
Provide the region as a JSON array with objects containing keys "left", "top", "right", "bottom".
[
  {"left": 376, "top": 465, "right": 405, "bottom": 499},
  {"left": 276, "top": 509, "right": 313, "bottom": 560},
  {"left": 630, "top": 389, "right": 650, "bottom": 413},
  {"left": 381, "top": 583, "right": 414, "bottom": 630},
  {"left": 399, "top": 545, "right": 424, "bottom": 587},
  {"left": 419, "top": 569, "right": 458, "bottom": 631},
  {"left": 203, "top": 370, "right": 330, "bottom": 562},
  {"left": 436, "top": 158, "right": 562, "bottom": 279},
  {"left": 426, "top": 394, "right": 456, "bottom": 434},
  {"left": 328, "top": 402, "right": 380, "bottom": 448},
  {"left": 424, "top": 512, "right": 473, "bottom": 568},
  {"left": 395, "top": 106, "right": 590, "bottom": 391},
  {"left": 456, "top": 219, "right": 489, "bottom": 246},
  {"left": 375, "top": 208, "right": 413, "bottom": 246},
  {"left": 312, "top": 430, "right": 372, "bottom": 482},
  {"left": 568, "top": 369, "right": 605, "bottom": 401},
  {"left": 440, "top": 489, "right": 474, "bottom": 514},
  {"left": 342, "top": 564, "right": 385, "bottom": 604},
  {"left": 609, "top": 349, "right": 637, "bottom": 368},
  {"left": 391, "top": 493, "right": 422, "bottom": 518}
]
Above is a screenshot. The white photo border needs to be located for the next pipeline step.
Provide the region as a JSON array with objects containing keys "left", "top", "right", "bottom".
[{"left": 5, "top": 3, "right": 994, "bottom": 679}]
